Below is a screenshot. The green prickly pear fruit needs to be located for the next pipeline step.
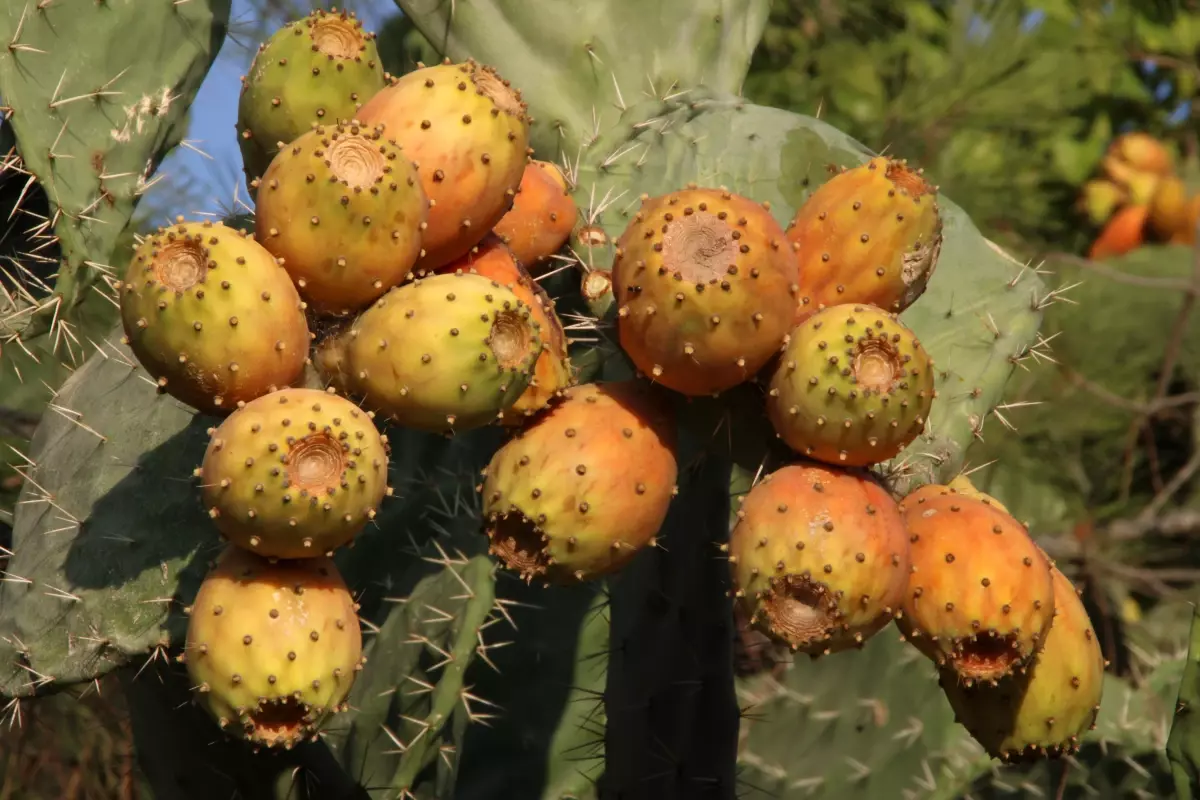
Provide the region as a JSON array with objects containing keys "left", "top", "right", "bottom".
[
  {"left": 786, "top": 157, "right": 943, "bottom": 324},
  {"left": 896, "top": 491, "right": 1056, "bottom": 683},
  {"left": 435, "top": 234, "right": 574, "bottom": 424},
  {"left": 238, "top": 9, "right": 387, "bottom": 187},
  {"left": 480, "top": 381, "right": 677, "bottom": 584},
  {"left": 765, "top": 303, "right": 935, "bottom": 467},
  {"left": 612, "top": 186, "right": 800, "bottom": 396},
  {"left": 316, "top": 272, "right": 544, "bottom": 434},
  {"left": 117, "top": 219, "right": 311, "bottom": 416},
  {"left": 939, "top": 566, "right": 1105, "bottom": 762},
  {"left": 197, "top": 387, "right": 390, "bottom": 559},
  {"left": 357, "top": 60, "right": 531, "bottom": 271},
  {"left": 181, "top": 545, "right": 364, "bottom": 749},
  {"left": 728, "top": 463, "right": 911, "bottom": 656},
  {"left": 253, "top": 121, "right": 429, "bottom": 317}
]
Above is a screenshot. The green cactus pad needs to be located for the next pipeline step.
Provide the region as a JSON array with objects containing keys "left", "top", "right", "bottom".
[
  {"left": 765, "top": 303, "right": 936, "bottom": 468},
  {"left": 182, "top": 545, "right": 363, "bottom": 749},
  {"left": 237, "top": 9, "right": 387, "bottom": 189},
  {"left": 197, "top": 387, "right": 390, "bottom": 560},
  {"left": 254, "top": 121, "right": 429, "bottom": 316},
  {"left": 0, "top": 0, "right": 230, "bottom": 340},
  {"left": 117, "top": 219, "right": 311, "bottom": 415},
  {"left": 317, "top": 272, "right": 544, "bottom": 434},
  {"left": 480, "top": 381, "right": 678, "bottom": 583}
]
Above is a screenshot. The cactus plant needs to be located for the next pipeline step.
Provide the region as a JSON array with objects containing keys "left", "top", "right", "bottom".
[{"left": 4, "top": 2, "right": 1180, "bottom": 800}]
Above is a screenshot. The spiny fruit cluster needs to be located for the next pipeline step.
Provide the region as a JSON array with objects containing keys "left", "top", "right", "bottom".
[
  {"left": 109, "top": 7, "right": 1102, "bottom": 764},
  {"left": 1080, "top": 131, "right": 1200, "bottom": 259}
]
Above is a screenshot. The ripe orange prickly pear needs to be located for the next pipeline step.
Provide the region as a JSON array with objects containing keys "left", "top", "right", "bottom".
[
  {"left": 765, "top": 303, "right": 935, "bottom": 467},
  {"left": 904, "top": 476, "right": 1011, "bottom": 515},
  {"left": 728, "top": 463, "right": 911, "bottom": 656},
  {"left": 198, "top": 387, "right": 390, "bottom": 559},
  {"left": 939, "top": 566, "right": 1105, "bottom": 762},
  {"left": 1170, "top": 194, "right": 1200, "bottom": 245},
  {"left": 1077, "top": 179, "right": 1126, "bottom": 226},
  {"left": 785, "top": 157, "right": 943, "bottom": 324},
  {"left": 253, "top": 122, "right": 429, "bottom": 316},
  {"left": 117, "top": 219, "right": 310, "bottom": 416},
  {"left": 1148, "top": 174, "right": 1190, "bottom": 241},
  {"left": 181, "top": 546, "right": 364, "bottom": 749},
  {"left": 1103, "top": 132, "right": 1173, "bottom": 177},
  {"left": 436, "top": 235, "right": 573, "bottom": 423},
  {"left": 896, "top": 492, "right": 1056, "bottom": 683},
  {"left": 492, "top": 160, "right": 577, "bottom": 268},
  {"left": 1087, "top": 204, "right": 1147, "bottom": 260},
  {"left": 357, "top": 60, "right": 530, "bottom": 271},
  {"left": 316, "top": 272, "right": 543, "bottom": 434},
  {"left": 237, "top": 10, "right": 387, "bottom": 188},
  {"left": 479, "top": 381, "right": 677, "bottom": 584},
  {"left": 611, "top": 186, "right": 799, "bottom": 396}
]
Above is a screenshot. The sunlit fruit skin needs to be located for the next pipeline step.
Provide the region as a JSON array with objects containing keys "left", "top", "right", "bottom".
[
  {"left": 479, "top": 381, "right": 677, "bottom": 584},
  {"left": 905, "top": 476, "right": 1011, "bottom": 515},
  {"left": 436, "top": 234, "right": 573, "bottom": 424},
  {"left": 315, "top": 272, "right": 543, "bottom": 435},
  {"left": 765, "top": 303, "right": 935, "bottom": 467},
  {"left": 182, "top": 546, "right": 363, "bottom": 749},
  {"left": 237, "top": 10, "right": 387, "bottom": 188},
  {"left": 117, "top": 219, "right": 310, "bottom": 416},
  {"left": 939, "top": 566, "right": 1105, "bottom": 762},
  {"left": 785, "top": 157, "right": 943, "bottom": 324},
  {"left": 896, "top": 492, "right": 1056, "bottom": 683},
  {"left": 1148, "top": 174, "right": 1189, "bottom": 241},
  {"left": 357, "top": 60, "right": 530, "bottom": 271},
  {"left": 198, "top": 388, "right": 390, "bottom": 559},
  {"left": 492, "top": 160, "right": 577, "bottom": 267},
  {"left": 1077, "top": 179, "right": 1126, "bottom": 227},
  {"left": 1103, "top": 132, "right": 1174, "bottom": 178},
  {"left": 728, "top": 463, "right": 911, "bottom": 656},
  {"left": 612, "top": 186, "right": 800, "bottom": 396},
  {"left": 253, "top": 122, "right": 429, "bottom": 316}
]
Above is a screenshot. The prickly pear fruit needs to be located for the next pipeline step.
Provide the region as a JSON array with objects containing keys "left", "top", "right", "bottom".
[
  {"left": 480, "top": 381, "right": 677, "bottom": 584},
  {"left": 182, "top": 546, "right": 364, "bottom": 749},
  {"left": 1078, "top": 179, "right": 1125, "bottom": 226},
  {"left": 785, "top": 157, "right": 943, "bottom": 323},
  {"left": 436, "top": 235, "right": 573, "bottom": 423},
  {"left": 358, "top": 60, "right": 530, "bottom": 271},
  {"left": 253, "top": 122, "right": 429, "bottom": 316},
  {"left": 1087, "top": 204, "right": 1147, "bottom": 260},
  {"left": 492, "top": 160, "right": 577, "bottom": 267},
  {"left": 939, "top": 566, "right": 1105, "bottom": 762},
  {"left": 612, "top": 186, "right": 799, "bottom": 396},
  {"left": 896, "top": 492, "right": 1056, "bottom": 683},
  {"left": 198, "top": 387, "right": 390, "bottom": 559},
  {"left": 1148, "top": 174, "right": 1189, "bottom": 240},
  {"left": 316, "top": 272, "right": 543, "bottom": 434},
  {"left": 118, "top": 219, "right": 310, "bottom": 416},
  {"left": 906, "top": 476, "right": 1011, "bottom": 515},
  {"left": 238, "top": 10, "right": 387, "bottom": 187},
  {"left": 765, "top": 303, "right": 935, "bottom": 467},
  {"left": 1103, "top": 132, "right": 1173, "bottom": 177},
  {"left": 728, "top": 463, "right": 911, "bottom": 656},
  {"left": 1170, "top": 195, "right": 1200, "bottom": 245}
]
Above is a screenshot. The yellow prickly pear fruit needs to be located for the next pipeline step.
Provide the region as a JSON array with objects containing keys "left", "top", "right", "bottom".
[
  {"left": 182, "top": 546, "right": 364, "bottom": 748},
  {"left": 117, "top": 219, "right": 311, "bottom": 416},
  {"left": 253, "top": 122, "right": 430, "bottom": 316},
  {"left": 1149, "top": 174, "right": 1191, "bottom": 240},
  {"left": 939, "top": 566, "right": 1105, "bottom": 762},
  {"left": 357, "top": 60, "right": 530, "bottom": 271},
  {"left": 786, "top": 157, "right": 943, "bottom": 324},
  {"left": 1077, "top": 179, "right": 1126, "bottom": 226},
  {"left": 896, "top": 492, "right": 1056, "bottom": 683},
  {"left": 1105, "top": 132, "right": 1173, "bottom": 176}
]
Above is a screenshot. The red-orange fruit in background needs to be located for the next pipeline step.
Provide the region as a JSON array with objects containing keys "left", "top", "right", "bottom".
[{"left": 785, "top": 157, "right": 943, "bottom": 325}]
